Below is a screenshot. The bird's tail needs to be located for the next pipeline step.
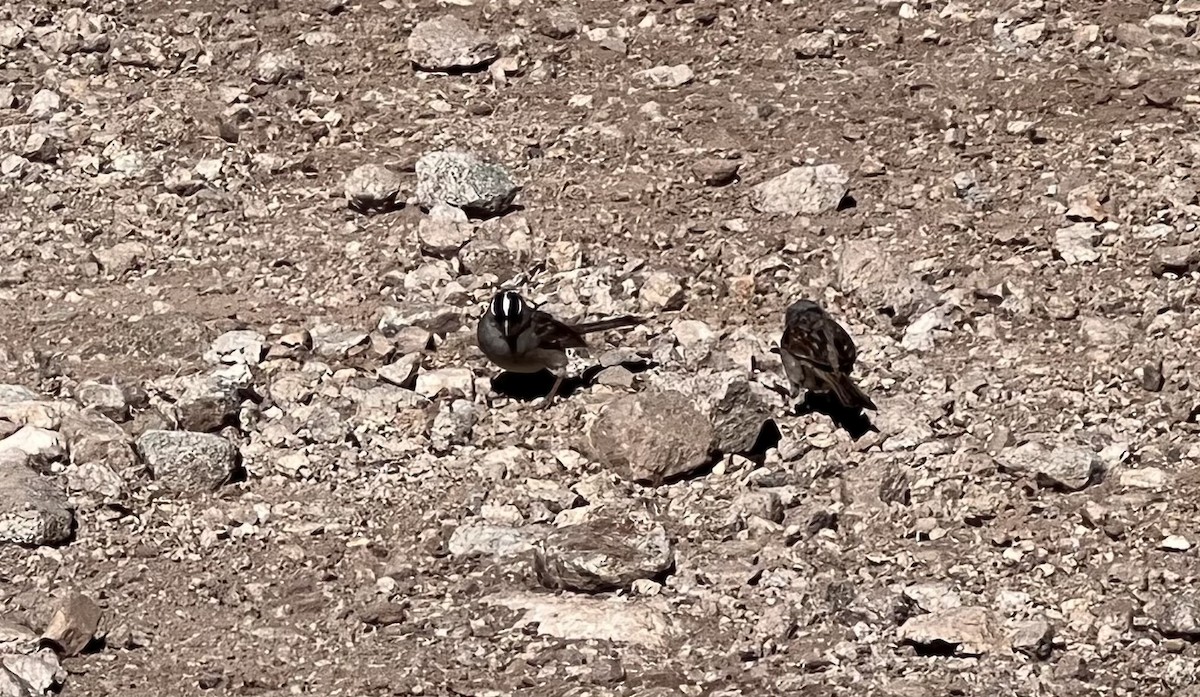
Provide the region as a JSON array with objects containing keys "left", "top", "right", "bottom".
[
  {"left": 829, "top": 373, "right": 877, "bottom": 411},
  {"left": 570, "top": 315, "right": 645, "bottom": 335}
]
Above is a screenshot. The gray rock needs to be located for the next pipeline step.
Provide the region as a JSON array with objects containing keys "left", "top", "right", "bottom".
[
  {"left": 203, "top": 330, "right": 265, "bottom": 366},
  {"left": 26, "top": 89, "right": 61, "bottom": 120},
  {"left": 291, "top": 404, "right": 348, "bottom": 444},
  {"left": 1150, "top": 244, "right": 1198, "bottom": 276},
  {"left": 135, "top": 430, "right": 239, "bottom": 493},
  {"left": 458, "top": 215, "right": 532, "bottom": 279},
  {"left": 91, "top": 242, "right": 148, "bottom": 275},
  {"left": 378, "top": 303, "right": 462, "bottom": 337},
  {"left": 252, "top": 49, "right": 303, "bottom": 84},
  {"left": 172, "top": 373, "right": 241, "bottom": 433},
  {"left": 593, "top": 366, "right": 636, "bottom": 389},
  {"left": 448, "top": 521, "right": 543, "bottom": 558},
  {"left": 1009, "top": 619, "right": 1054, "bottom": 658},
  {"left": 377, "top": 354, "right": 421, "bottom": 389},
  {"left": 1, "top": 650, "right": 61, "bottom": 696},
  {"left": 897, "top": 606, "right": 1000, "bottom": 656},
  {"left": 633, "top": 64, "right": 695, "bottom": 89},
  {"left": 430, "top": 399, "right": 478, "bottom": 453},
  {"left": 638, "top": 271, "right": 685, "bottom": 311},
  {"left": 587, "top": 391, "right": 714, "bottom": 484},
  {"left": 534, "top": 509, "right": 674, "bottom": 592},
  {"left": 0, "top": 21, "right": 27, "bottom": 50},
  {"left": 1149, "top": 591, "right": 1200, "bottom": 639},
  {"left": 0, "top": 662, "right": 34, "bottom": 697},
  {"left": 415, "top": 151, "right": 519, "bottom": 218},
  {"left": 750, "top": 165, "right": 850, "bottom": 215},
  {"left": 344, "top": 164, "right": 405, "bottom": 214},
  {"left": 415, "top": 368, "right": 475, "bottom": 400},
  {"left": 997, "top": 441, "right": 1104, "bottom": 492},
  {"left": 837, "top": 240, "right": 935, "bottom": 325},
  {"left": 0, "top": 451, "right": 73, "bottom": 546},
  {"left": 0, "top": 427, "right": 66, "bottom": 463},
  {"left": 534, "top": 8, "right": 580, "bottom": 39},
  {"left": 789, "top": 32, "right": 835, "bottom": 58},
  {"left": 417, "top": 213, "right": 476, "bottom": 259},
  {"left": 703, "top": 377, "right": 775, "bottom": 455},
  {"left": 75, "top": 382, "right": 129, "bottom": 422},
  {"left": 671, "top": 319, "right": 717, "bottom": 369},
  {"left": 310, "top": 325, "right": 369, "bottom": 359},
  {"left": 691, "top": 158, "right": 741, "bottom": 187},
  {"left": 1053, "top": 223, "right": 1101, "bottom": 264},
  {"left": 407, "top": 15, "right": 498, "bottom": 72},
  {"left": 1080, "top": 316, "right": 1134, "bottom": 346},
  {"left": 0, "top": 386, "right": 39, "bottom": 404},
  {"left": 60, "top": 409, "right": 135, "bottom": 472},
  {"left": 486, "top": 593, "right": 675, "bottom": 648},
  {"left": 731, "top": 491, "right": 784, "bottom": 524}
]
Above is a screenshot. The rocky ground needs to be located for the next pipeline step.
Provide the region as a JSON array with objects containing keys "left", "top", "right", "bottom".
[{"left": 2, "top": 0, "right": 1200, "bottom": 695}]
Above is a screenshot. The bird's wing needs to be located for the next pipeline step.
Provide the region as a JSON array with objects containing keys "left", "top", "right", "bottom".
[
  {"left": 782, "top": 319, "right": 837, "bottom": 373},
  {"left": 827, "top": 320, "right": 858, "bottom": 373},
  {"left": 529, "top": 310, "right": 590, "bottom": 351}
]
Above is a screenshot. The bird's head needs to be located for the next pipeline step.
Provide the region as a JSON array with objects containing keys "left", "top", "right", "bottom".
[{"left": 489, "top": 290, "right": 529, "bottom": 338}]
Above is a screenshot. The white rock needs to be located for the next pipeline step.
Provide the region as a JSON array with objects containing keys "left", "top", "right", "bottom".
[
  {"left": 1054, "top": 223, "right": 1102, "bottom": 264},
  {"left": 485, "top": 593, "right": 677, "bottom": 648},
  {"left": 751, "top": 165, "right": 849, "bottom": 215},
  {"left": 415, "top": 368, "right": 475, "bottom": 400},
  {"left": 633, "top": 64, "right": 695, "bottom": 89},
  {"left": 0, "top": 426, "right": 66, "bottom": 462}
]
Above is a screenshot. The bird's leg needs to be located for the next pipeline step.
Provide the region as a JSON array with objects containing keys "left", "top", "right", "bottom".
[{"left": 539, "top": 372, "right": 565, "bottom": 410}]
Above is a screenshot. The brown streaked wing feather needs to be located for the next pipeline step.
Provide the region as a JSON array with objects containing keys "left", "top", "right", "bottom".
[
  {"left": 529, "top": 311, "right": 589, "bottom": 351},
  {"left": 827, "top": 319, "right": 858, "bottom": 373},
  {"left": 782, "top": 320, "right": 835, "bottom": 373}
]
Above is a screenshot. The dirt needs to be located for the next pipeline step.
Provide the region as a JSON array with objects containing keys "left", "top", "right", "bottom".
[{"left": 2, "top": 0, "right": 1200, "bottom": 695}]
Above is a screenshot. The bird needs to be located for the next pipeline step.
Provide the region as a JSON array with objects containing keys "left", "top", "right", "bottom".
[
  {"left": 780, "top": 299, "right": 876, "bottom": 411},
  {"left": 476, "top": 290, "right": 644, "bottom": 408}
]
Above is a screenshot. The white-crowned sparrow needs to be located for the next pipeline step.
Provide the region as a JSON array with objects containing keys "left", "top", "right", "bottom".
[
  {"left": 477, "top": 290, "right": 643, "bottom": 408},
  {"left": 781, "top": 299, "right": 876, "bottom": 411}
]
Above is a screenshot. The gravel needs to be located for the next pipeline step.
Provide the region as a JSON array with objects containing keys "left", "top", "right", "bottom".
[{"left": 3, "top": 0, "right": 1200, "bottom": 694}]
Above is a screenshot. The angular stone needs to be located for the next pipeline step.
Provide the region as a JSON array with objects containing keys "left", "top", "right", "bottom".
[
  {"left": 415, "top": 368, "right": 475, "bottom": 400},
  {"left": 633, "top": 64, "right": 695, "bottom": 89},
  {"left": 172, "top": 372, "right": 242, "bottom": 433},
  {"left": 997, "top": 442, "right": 1104, "bottom": 492},
  {"left": 135, "top": 430, "right": 239, "bottom": 493},
  {"left": 683, "top": 369, "right": 776, "bottom": 455},
  {"left": 203, "top": 330, "right": 265, "bottom": 366},
  {"left": 691, "top": 157, "right": 741, "bottom": 187},
  {"left": 447, "top": 521, "right": 543, "bottom": 559},
  {"left": 534, "top": 509, "right": 673, "bottom": 592},
  {"left": 1149, "top": 591, "right": 1200, "bottom": 639},
  {"left": 252, "top": 49, "right": 303, "bottom": 84},
  {"left": 1054, "top": 223, "right": 1102, "bottom": 264},
  {"left": 344, "top": 163, "right": 405, "bottom": 214},
  {"left": 407, "top": 15, "right": 498, "bottom": 72},
  {"left": 897, "top": 606, "right": 1000, "bottom": 656},
  {"left": 415, "top": 151, "right": 519, "bottom": 218},
  {"left": 60, "top": 408, "right": 135, "bottom": 471},
  {"left": 750, "top": 165, "right": 850, "bottom": 215},
  {"left": 75, "top": 382, "right": 130, "bottom": 422},
  {"left": 587, "top": 391, "right": 714, "bottom": 484},
  {"left": 0, "top": 427, "right": 66, "bottom": 463},
  {"left": 486, "top": 593, "right": 675, "bottom": 648},
  {"left": 1150, "top": 244, "right": 1198, "bottom": 276},
  {"left": 417, "top": 213, "right": 476, "bottom": 259},
  {"left": 0, "top": 452, "right": 73, "bottom": 546},
  {"left": 40, "top": 593, "right": 101, "bottom": 657}
]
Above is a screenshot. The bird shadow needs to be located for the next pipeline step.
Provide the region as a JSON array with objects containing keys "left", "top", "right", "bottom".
[
  {"left": 795, "top": 393, "right": 878, "bottom": 440},
  {"left": 490, "top": 359, "right": 657, "bottom": 403}
]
